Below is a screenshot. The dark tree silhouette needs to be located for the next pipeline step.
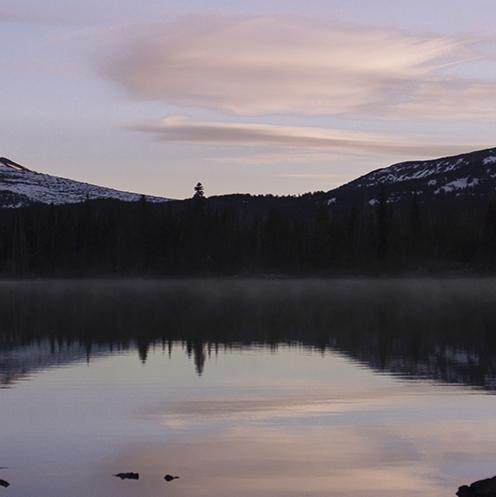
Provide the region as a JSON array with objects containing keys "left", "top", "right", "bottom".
[
  {"left": 0, "top": 189, "right": 488, "bottom": 278},
  {"left": 194, "top": 182, "right": 205, "bottom": 198}
]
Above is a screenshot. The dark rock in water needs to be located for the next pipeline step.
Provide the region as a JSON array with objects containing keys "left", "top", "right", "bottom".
[
  {"left": 113, "top": 472, "right": 139, "bottom": 480},
  {"left": 164, "top": 474, "right": 179, "bottom": 482},
  {"left": 0, "top": 479, "right": 9, "bottom": 488},
  {"left": 457, "top": 476, "right": 496, "bottom": 496}
]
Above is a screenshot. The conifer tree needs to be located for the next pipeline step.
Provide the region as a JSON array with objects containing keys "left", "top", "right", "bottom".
[{"left": 194, "top": 182, "right": 205, "bottom": 199}]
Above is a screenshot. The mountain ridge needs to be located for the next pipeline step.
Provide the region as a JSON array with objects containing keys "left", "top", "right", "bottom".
[
  {"left": 324, "top": 146, "right": 496, "bottom": 209},
  {"left": 2, "top": 146, "right": 496, "bottom": 209},
  {"left": 0, "top": 157, "right": 170, "bottom": 207},
  {"left": 0, "top": 157, "right": 33, "bottom": 172}
]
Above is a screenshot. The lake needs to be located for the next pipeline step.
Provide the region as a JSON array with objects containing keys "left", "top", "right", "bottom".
[{"left": 1, "top": 279, "right": 496, "bottom": 497}]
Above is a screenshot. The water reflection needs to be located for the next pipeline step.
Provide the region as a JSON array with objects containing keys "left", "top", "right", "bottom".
[{"left": 1, "top": 279, "right": 496, "bottom": 389}]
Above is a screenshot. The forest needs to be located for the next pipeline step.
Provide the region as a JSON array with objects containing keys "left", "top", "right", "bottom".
[{"left": 0, "top": 184, "right": 494, "bottom": 278}]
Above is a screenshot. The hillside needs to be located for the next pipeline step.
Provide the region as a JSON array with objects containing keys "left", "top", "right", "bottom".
[
  {"left": 0, "top": 157, "right": 170, "bottom": 207},
  {"left": 323, "top": 147, "right": 496, "bottom": 211}
]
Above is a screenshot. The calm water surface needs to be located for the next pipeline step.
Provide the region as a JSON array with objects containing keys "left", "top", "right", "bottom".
[{"left": 1, "top": 279, "right": 496, "bottom": 497}]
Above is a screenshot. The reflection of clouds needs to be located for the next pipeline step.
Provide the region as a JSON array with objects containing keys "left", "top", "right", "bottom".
[
  {"left": 388, "top": 419, "right": 496, "bottom": 465},
  {"left": 98, "top": 16, "right": 491, "bottom": 120},
  {"left": 146, "top": 384, "right": 466, "bottom": 428},
  {"left": 133, "top": 116, "right": 473, "bottom": 157},
  {"left": 132, "top": 384, "right": 496, "bottom": 496},
  {"left": 153, "top": 395, "right": 376, "bottom": 426},
  {"left": 113, "top": 423, "right": 457, "bottom": 497}
]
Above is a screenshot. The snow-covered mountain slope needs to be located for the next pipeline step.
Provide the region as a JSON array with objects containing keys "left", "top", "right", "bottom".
[
  {"left": 325, "top": 147, "right": 496, "bottom": 208},
  {"left": 0, "top": 158, "right": 170, "bottom": 207}
]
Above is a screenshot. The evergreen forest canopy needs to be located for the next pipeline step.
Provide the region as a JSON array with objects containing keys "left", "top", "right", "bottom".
[{"left": 0, "top": 186, "right": 496, "bottom": 277}]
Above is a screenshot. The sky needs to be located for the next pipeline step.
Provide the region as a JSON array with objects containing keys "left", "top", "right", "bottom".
[{"left": 2, "top": 1, "right": 496, "bottom": 199}]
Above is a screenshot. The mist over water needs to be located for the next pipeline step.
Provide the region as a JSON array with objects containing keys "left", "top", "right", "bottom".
[{"left": 1, "top": 279, "right": 496, "bottom": 388}]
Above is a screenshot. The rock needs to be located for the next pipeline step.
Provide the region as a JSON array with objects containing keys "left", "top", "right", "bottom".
[
  {"left": 113, "top": 472, "right": 139, "bottom": 480},
  {"left": 164, "top": 474, "right": 179, "bottom": 482},
  {"left": 457, "top": 476, "right": 496, "bottom": 496},
  {"left": 0, "top": 479, "right": 9, "bottom": 488}
]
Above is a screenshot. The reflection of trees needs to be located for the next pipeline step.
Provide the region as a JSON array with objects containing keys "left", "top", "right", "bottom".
[
  {"left": 2, "top": 280, "right": 496, "bottom": 387},
  {"left": 186, "top": 340, "right": 206, "bottom": 375}
]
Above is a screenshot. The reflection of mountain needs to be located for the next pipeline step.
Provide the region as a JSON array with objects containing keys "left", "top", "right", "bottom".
[
  {"left": 0, "top": 339, "right": 115, "bottom": 386},
  {"left": 331, "top": 333, "right": 496, "bottom": 389},
  {"left": 1, "top": 280, "right": 496, "bottom": 389}
]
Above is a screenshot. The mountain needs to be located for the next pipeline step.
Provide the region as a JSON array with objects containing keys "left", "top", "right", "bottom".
[
  {"left": 205, "top": 147, "right": 496, "bottom": 220},
  {"left": 0, "top": 157, "right": 170, "bottom": 207},
  {"left": 4, "top": 147, "right": 496, "bottom": 212},
  {"left": 324, "top": 147, "right": 496, "bottom": 210}
]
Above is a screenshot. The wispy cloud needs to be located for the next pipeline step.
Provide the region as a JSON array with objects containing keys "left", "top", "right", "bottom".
[
  {"left": 205, "top": 151, "right": 350, "bottom": 165},
  {"left": 277, "top": 173, "right": 349, "bottom": 179},
  {"left": 133, "top": 115, "right": 477, "bottom": 157},
  {"left": 98, "top": 15, "right": 491, "bottom": 120}
]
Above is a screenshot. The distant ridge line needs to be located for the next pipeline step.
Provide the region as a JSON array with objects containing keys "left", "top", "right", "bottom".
[{"left": 0, "top": 157, "right": 33, "bottom": 172}]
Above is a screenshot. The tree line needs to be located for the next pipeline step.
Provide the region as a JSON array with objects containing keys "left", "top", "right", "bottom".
[{"left": 0, "top": 187, "right": 494, "bottom": 277}]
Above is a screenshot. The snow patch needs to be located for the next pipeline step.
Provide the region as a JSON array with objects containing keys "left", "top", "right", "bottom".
[
  {"left": 0, "top": 168, "right": 170, "bottom": 207},
  {"left": 434, "top": 177, "right": 479, "bottom": 194},
  {"left": 483, "top": 156, "right": 496, "bottom": 165}
]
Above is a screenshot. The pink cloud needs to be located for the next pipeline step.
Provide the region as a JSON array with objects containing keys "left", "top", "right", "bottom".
[
  {"left": 133, "top": 115, "right": 478, "bottom": 157},
  {"left": 98, "top": 16, "right": 487, "bottom": 119}
]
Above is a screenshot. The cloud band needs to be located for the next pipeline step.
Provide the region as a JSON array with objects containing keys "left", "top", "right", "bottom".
[
  {"left": 133, "top": 116, "right": 476, "bottom": 157},
  {"left": 98, "top": 16, "right": 490, "bottom": 120}
]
